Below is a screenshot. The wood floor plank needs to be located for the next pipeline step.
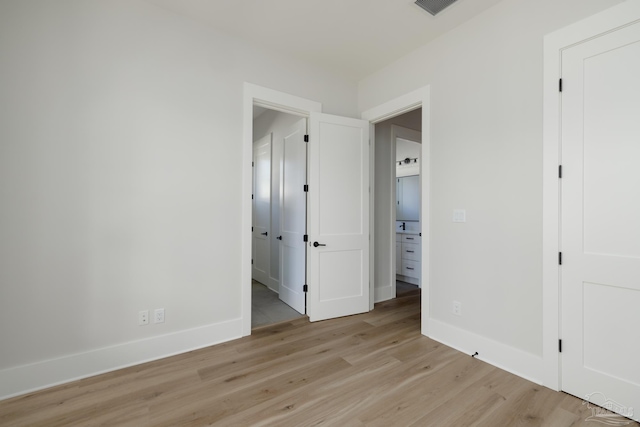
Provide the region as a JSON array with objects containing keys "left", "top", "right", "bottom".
[
  {"left": 1, "top": 291, "right": 638, "bottom": 427},
  {"left": 153, "top": 357, "right": 353, "bottom": 426},
  {"left": 212, "top": 355, "right": 403, "bottom": 427},
  {"left": 357, "top": 354, "right": 495, "bottom": 426}
]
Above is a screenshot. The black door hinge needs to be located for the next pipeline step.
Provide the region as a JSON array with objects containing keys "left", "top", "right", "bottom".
[
  {"left": 251, "top": 226, "right": 253, "bottom": 232},
  {"left": 303, "top": 284, "right": 308, "bottom": 292},
  {"left": 303, "top": 234, "right": 308, "bottom": 242},
  {"left": 559, "top": 252, "right": 562, "bottom": 265},
  {"left": 252, "top": 194, "right": 254, "bottom": 200},
  {"left": 559, "top": 339, "right": 562, "bottom": 353},
  {"left": 559, "top": 165, "right": 563, "bottom": 178},
  {"left": 304, "top": 135, "right": 309, "bottom": 142},
  {"left": 303, "top": 184, "right": 309, "bottom": 192},
  {"left": 559, "top": 79, "right": 563, "bottom": 92},
  {"left": 252, "top": 161, "right": 254, "bottom": 167},
  {"left": 251, "top": 259, "right": 254, "bottom": 265}
]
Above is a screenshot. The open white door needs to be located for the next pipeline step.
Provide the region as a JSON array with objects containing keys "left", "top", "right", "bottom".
[
  {"left": 278, "top": 118, "right": 307, "bottom": 314},
  {"left": 252, "top": 134, "right": 271, "bottom": 285},
  {"left": 307, "top": 112, "right": 369, "bottom": 322},
  {"left": 561, "top": 21, "right": 640, "bottom": 422}
]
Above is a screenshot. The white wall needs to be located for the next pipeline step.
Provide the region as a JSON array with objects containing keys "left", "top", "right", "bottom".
[
  {"left": 0, "top": 0, "right": 357, "bottom": 399},
  {"left": 360, "top": 0, "right": 623, "bottom": 369},
  {"left": 253, "top": 110, "right": 304, "bottom": 292},
  {"left": 373, "top": 109, "right": 421, "bottom": 302}
]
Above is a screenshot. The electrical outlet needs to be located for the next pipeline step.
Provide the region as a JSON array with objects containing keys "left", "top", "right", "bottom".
[
  {"left": 138, "top": 310, "right": 149, "bottom": 325},
  {"left": 154, "top": 308, "right": 165, "bottom": 324},
  {"left": 452, "top": 301, "right": 462, "bottom": 316},
  {"left": 453, "top": 209, "right": 466, "bottom": 223}
]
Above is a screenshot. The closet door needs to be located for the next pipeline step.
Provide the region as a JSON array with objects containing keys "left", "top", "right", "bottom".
[
  {"left": 307, "top": 113, "right": 369, "bottom": 322},
  {"left": 560, "top": 21, "right": 640, "bottom": 421}
]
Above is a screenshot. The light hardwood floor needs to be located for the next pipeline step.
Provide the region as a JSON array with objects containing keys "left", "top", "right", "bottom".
[{"left": 1, "top": 291, "right": 636, "bottom": 426}]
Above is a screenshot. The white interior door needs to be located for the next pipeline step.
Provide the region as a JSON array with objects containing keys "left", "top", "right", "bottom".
[
  {"left": 279, "top": 118, "right": 306, "bottom": 314},
  {"left": 252, "top": 134, "right": 271, "bottom": 285},
  {"left": 561, "top": 21, "right": 640, "bottom": 422},
  {"left": 307, "top": 112, "right": 369, "bottom": 322}
]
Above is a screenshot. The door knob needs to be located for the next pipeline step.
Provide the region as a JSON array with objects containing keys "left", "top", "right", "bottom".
[
  {"left": 276, "top": 236, "right": 282, "bottom": 240},
  {"left": 261, "top": 232, "right": 268, "bottom": 236},
  {"left": 313, "top": 241, "right": 326, "bottom": 247}
]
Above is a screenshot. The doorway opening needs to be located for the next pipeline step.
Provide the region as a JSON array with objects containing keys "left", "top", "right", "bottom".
[
  {"left": 393, "top": 120, "right": 422, "bottom": 299},
  {"left": 373, "top": 108, "right": 423, "bottom": 305},
  {"left": 251, "top": 105, "right": 307, "bottom": 329},
  {"left": 244, "top": 83, "right": 428, "bottom": 336}
]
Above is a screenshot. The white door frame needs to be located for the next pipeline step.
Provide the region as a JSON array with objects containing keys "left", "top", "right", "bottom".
[
  {"left": 542, "top": 1, "right": 640, "bottom": 391},
  {"left": 242, "top": 83, "right": 321, "bottom": 336},
  {"left": 362, "top": 86, "right": 431, "bottom": 335}
]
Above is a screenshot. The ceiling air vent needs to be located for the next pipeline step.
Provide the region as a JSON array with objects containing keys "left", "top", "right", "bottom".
[{"left": 414, "top": 0, "right": 459, "bottom": 16}]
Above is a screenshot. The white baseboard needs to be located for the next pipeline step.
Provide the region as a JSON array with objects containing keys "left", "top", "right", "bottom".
[
  {"left": 428, "top": 318, "right": 543, "bottom": 385},
  {"left": 0, "top": 318, "right": 243, "bottom": 401},
  {"left": 374, "top": 284, "right": 393, "bottom": 303},
  {"left": 268, "top": 277, "right": 279, "bottom": 293}
]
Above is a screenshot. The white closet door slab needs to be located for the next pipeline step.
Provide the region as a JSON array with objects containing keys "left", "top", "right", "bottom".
[
  {"left": 561, "top": 21, "right": 640, "bottom": 423},
  {"left": 307, "top": 113, "right": 369, "bottom": 322}
]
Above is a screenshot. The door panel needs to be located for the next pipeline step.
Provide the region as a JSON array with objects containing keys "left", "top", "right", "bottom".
[
  {"left": 561, "top": 22, "right": 640, "bottom": 421},
  {"left": 252, "top": 134, "right": 271, "bottom": 285},
  {"left": 317, "top": 123, "right": 365, "bottom": 236},
  {"left": 583, "top": 282, "right": 640, "bottom": 386},
  {"left": 582, "top": 39, "right": 640, "bottom": 259},
  {"left": 279, "top": 119, "right": 306, "bottom": 314},
  {"left": 318, "top": 250, "right": 363, "bottom": 300},
  {"left": 307, "top": 113, "right": 369, "bottom": 322}
]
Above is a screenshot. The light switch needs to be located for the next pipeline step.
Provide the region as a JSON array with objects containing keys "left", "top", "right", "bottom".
[{"left": 453, "top": 209, "right": 466, "bottom": 223}]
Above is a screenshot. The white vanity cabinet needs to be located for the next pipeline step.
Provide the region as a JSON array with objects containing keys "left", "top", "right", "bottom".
[{"left": 396, "top": 233, "right": 421, "bottom": 286}]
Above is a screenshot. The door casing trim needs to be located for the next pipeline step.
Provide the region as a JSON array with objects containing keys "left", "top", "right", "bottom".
[{"left": 243, "top": 84, "right": 431, "bottom": 336}]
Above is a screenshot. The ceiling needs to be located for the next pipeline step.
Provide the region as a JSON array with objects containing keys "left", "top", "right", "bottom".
[{"left": 147, "top": 0, "right": 504, "bottom": 81}]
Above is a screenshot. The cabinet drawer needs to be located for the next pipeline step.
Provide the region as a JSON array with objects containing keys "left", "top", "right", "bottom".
[
  {"left": 402, "top": 243, "right": 421, "bottom": 261},
  {"left": 401, "top": 234, "right": 421, "bottom": 244},
  {"left": 401, "top": 259, "right": 421, "bottom": 279}
]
